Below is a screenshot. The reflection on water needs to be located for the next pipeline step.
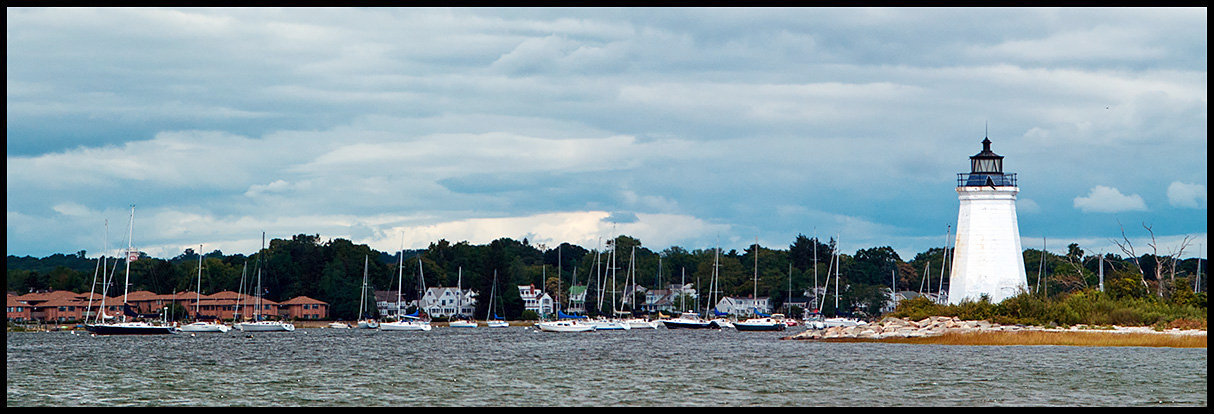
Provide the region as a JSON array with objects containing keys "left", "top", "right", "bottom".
[{"left": 7, "top": 327, "right": 1206, "bottom": 406}]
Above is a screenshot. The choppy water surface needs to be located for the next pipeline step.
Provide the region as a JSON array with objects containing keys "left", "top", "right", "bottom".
[{"left": 7, "top": 326, "right": 1206, "bottom": 406}]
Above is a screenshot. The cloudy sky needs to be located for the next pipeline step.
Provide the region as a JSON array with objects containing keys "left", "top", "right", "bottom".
[{"left": 7, "top": 7, "right": 1207, "bottom": 262}]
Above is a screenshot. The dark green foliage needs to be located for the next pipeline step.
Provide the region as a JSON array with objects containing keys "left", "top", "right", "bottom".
[{"left": 8, "top": 236, "right": 1206, "bottom": 324}]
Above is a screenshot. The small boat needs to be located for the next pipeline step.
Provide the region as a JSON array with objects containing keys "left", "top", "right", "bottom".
[
  {"left": 484, "top": 271, "right": 509, "bottom": 328},
  {"left": 449, "top": 319, "right": 478, "bottom": 328},
  {"left": 235, "top": 320, "right": 295, "bottom": 332},
  {"left": 83, "top": 207, "right": 179, "bottom": 336},
  {"left": 380, "top": 316, "right": 431, "bottom": 331},
  {"left": 328, "top": 322, "right": 352, "bottom": 329},
  {"left": 179, "top": 243, "right": 230, "bottom": 333},
  {"left": 235, "top": 233, "right": 295, "bottom": 333},
  {"left": 822, "top": 317, "right": 867, "bottom": 328},
  {"left": 537, "top": 319, "right": 595, "bottom": 333},
  {"left": 734, "top": 316, "right": 786, "bottom": 331},
  {"left": 589, "top": 317, "right": 631, "bottom": 330},
  {"left": 380, "top": 243, "right": 431, "bottom": 332},
  {"left": 356, "top": 255, "right": 379, "bottom": 329},
  {"left": 804, "top": 312, "right": 827, "bottom": 330},
  {"left": 733, "top": 240, "right": 785, "bottom": 332},
  {"left": 180, "top": 321, "right": 230, "bottom": 333},
  {"left": 708, "top": 317, "right": 735, "bottom": 329},
  {"left": 624, "top": 317, "right": 660, "bottom": 329},
  {"left": 88, "top": 320, "right": 181, "bottom": 335},
  {"left": 661, "top": 312, "right": 715, "bottom": 329}
]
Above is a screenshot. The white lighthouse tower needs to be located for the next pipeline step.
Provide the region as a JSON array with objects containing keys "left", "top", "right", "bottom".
[{"left": 947, "top": 137, "right": 1028, "bottom": 304}]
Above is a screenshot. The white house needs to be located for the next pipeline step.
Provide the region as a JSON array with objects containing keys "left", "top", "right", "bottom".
[
  {"left": 420, "top": 287, "right": 476, "bottom": 318},
  {"left": 518, "top": 284, "right": 553, "bottom": 316},
  {"left": 714, "top": 296, "right": 772, "bottom": 316}
]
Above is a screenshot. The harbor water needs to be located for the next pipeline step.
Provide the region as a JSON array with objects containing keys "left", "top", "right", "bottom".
[{"left": 6, "top": 326, "right": 1207, "bottom": 406}]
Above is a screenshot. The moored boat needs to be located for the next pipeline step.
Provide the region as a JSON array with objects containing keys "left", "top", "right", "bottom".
[{"left": 537, "top": 319, "right": 595, "bottom": 333}]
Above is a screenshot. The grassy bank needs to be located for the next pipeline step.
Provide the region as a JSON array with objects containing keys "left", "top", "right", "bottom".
[
  {"left": 889, "top": 289, "right": 1206, "bottom": 330},
  {"left": 842, "top": 330, "right": 1207, "bottom": 348}
]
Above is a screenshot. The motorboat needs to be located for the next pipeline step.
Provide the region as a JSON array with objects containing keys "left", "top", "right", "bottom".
[
  {"left": 328, "top": 322, "right": 352, "bottom": 329},
  {"left": 708, "top": 317, "right": 735, "bottom": 329},
  {"left": 537, "top": 319, "right": 595, "bottom": 333}
]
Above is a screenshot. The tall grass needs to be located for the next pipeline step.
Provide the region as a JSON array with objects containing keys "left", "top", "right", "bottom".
[{"left": 890, "top": 288, "right": 1207, "bottom": 329}]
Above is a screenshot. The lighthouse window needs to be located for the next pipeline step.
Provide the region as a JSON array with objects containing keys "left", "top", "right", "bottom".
[{"left": 972, "top": 158, "right": 1001, "bottom": 173}]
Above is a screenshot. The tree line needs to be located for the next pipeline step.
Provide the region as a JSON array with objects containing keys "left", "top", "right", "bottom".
[{"left": 7, "top": 232, "right": 1207, "bottom": 321}]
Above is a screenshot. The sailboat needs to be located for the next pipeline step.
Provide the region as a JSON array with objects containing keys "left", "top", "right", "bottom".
[
  {"left": 180, "top": 245, "right": 230, "bottom": 333},
  {"left": 734, "top": 238, "right": 786, "bottom": 331},
  {"left": 356, "top": 255, "right": 379, "bottom": 329},
  {"left": 235, "top": 233, "right": 295, "bottom": 332},
  {"left": 485, "top": 270, "right": 509, "bottom": 328},
  {"left": 705, "top": 240, "right": 734, "bottom": 329},
  {"left": 448, "top": 267, "right": 478, "bottom": 328},
  {"left": 622, "top": 248, "right": 660, "bottom": 329},
  {"left": 85, "top": 206, "right": 179, "bottom": 335},
  {"left": 380, "top": 255, "right": 432, "bottom": 331},
  {"left": 819, "top": 234, "right": 866, "bottom": 329},
  {"left": 588, "top": 240, "right": 629, "bottom": 331},
  {"left": 662, "top": 267, "right": 714, "bottom": 329},
  {"left": 538, "top": 261, "right": 595, "bottom": 333}
]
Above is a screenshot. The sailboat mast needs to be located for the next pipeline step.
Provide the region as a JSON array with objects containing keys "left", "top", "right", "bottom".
[
  {"left": 753, "top": 237, "right": 759, "bottom": 316},
  {"left": 397, "top": 237, "right": 404, "bottom": 318},
  {"left": 122, "top": 205, "right": 134, "bottom": 322},
  {"left": 196, "top": 244, "right": 203, "bottom": 319}
]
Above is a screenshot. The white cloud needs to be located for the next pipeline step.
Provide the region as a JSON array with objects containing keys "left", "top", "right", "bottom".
[
  {"left": 1167, "top": 181, "right": 1207, "bottom": 209},
  {"left": 1073, "top": 185, "right": 1148, "bottom": 213}
]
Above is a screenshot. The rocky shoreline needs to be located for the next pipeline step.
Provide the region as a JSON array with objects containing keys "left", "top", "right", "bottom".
[{"left": 784, "top": 316, "right": 1208, "bottom": 340}]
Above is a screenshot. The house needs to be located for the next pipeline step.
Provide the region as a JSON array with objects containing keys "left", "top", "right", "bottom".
[
  {"left": 566, "top": 285, "right": 588, "bottom": 314},
  {"left": 280, "top": 296, "right": 329, "bottom": 320},
  {"left": 5, "top": 289, "right": 327, "bottom": 322},
  {"left": 374, "top": 290, "right": 407, "bottom": 318},
  {"left": 7, "top": 295, "right": 31, "bottom": 322},
  {"left": 420, "top": 287, "right": 477, "bottom": 318},
  {"left": 518, "top": 284, "right": 553, "bottom": 316},
  {"left": 714, "top": 295, "right": 772, "bottom": 316}
]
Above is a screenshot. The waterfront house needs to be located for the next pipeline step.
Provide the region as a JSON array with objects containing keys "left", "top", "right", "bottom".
[
  {"left": 7, "top": 294, "right": 32, "bottom": 322},
  {"left": 374, "top": 290, "right": 406, "bottom": 319},
  {"left": 518, "top": 284, "right": 553, "bottom": 316},
  {"left": 281, "top": 296, "right": 329, "bottom": 320},
  {"left": 566, "top": 285, "right": 587, "bottom": 314},
  {"left": 5, "top": 289, "right": 327, "bottom": 323},
  {"left": 714, "top": 295, "right": 772, "bottom": 316},
  {"left": 421, "top": 287, "right": 477, "bottom": 318}
]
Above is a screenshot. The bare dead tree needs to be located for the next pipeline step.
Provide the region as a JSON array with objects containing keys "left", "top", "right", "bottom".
[
  {"left": 1111, "top": 220, "right": 1148, "bottom": 293},
  {"left": 1140, "top": 222, "right": 1192, "bottom": 299}
]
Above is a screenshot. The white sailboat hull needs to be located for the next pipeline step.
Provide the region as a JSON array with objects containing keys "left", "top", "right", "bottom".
[
  {"left": 180, "top": 322, "right": 231, "bottom": 333},
  {"left": 380, "top": 320, "right": 431, "bottom": 331},
  {"left": 235, "top": 321, "right": 295, "bottom": 332},
  {"left": 537, "top": 320, "right": 595, "bottom": 332},
  {"left": 589, "top": 319, "right": 631, "bottom": 330},
  {"left": 449, "top": 320, "right": 478, "bottom": 328},
  {"left": 624, "top": 319, "right": 659, "bottom": 329},
  {"left": 486, "top": 320, "right": 509, "bottom": 328}
]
